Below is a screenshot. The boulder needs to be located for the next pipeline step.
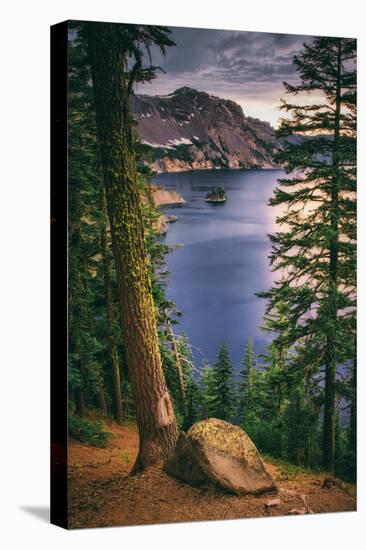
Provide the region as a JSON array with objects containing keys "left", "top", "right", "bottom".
[{"left": 165, "top": 418, "right": 277, "bottom": 495}]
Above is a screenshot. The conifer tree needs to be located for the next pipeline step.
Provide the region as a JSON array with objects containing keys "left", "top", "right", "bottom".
[
  {"left": 281, "top": 352, "right": 322, "bottom": 467},
  {"left": 184, "top": 376, "right": 201, "bottom": 430},
  {"left": 211, "top": 342, "right": 235, "bottom": 421},
  {"left": 261, "top": 37, "right": 356, "bottom": 472},
  {"left": 67, "top": 35, "right": 127, "bottom": 427},
  {"left": 200, "top": 360, "right": 215, "bottom": 419},
  {"left": 238, "top": 338, "right": 256, "bottom": 421},
  {"left": 68, "top": 36, "right": 105, "bottom": 419},
  {"left": 238, "top": 363, "right": 273, "bottom": 452}
]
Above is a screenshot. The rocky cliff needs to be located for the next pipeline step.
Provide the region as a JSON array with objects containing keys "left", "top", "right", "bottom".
[
  {"left": 140, "top": 184, "right": 185, "bottom": 234},
  {"left": 130, "top": 87, "right": 281, "bottom": 172}
]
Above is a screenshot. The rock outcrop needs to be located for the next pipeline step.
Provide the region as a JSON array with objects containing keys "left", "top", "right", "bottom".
[
  {"left": 153, "top": 214, "right": 178, "bottom": 235},
  {"left": 165, "top": 418, "right": 277, "bottom": 495},
  {"left": 140, "top": 184, "right": 185, "bottom": 207},
  {"left": 130, "top": 87, "right": 281, "bottom": 172},
  {"left": 140, "top": 184, "right": 185, "bottom": 234},
  {"left": 150, "top": 186, "right": 185, "bottom": 207}
]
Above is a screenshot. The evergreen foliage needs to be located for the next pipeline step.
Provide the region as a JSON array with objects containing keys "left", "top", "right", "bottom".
[
  {"left": 238, "top": 338, "right": 255, "bottom": 422},
  {"left": 69, "top": 416, "right": 111, "bottom": 448},
  {"left": 259, "top": 37, "right": 356, "bottom": 473},
  {"left": 211, "top": 342, "right": 235, "bottom": 421},
  {"left": 200, "top": 360, "right": 216, "bottom": 420}
]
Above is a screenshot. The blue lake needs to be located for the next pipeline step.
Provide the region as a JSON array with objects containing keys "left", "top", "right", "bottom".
[{"left": 153, "top": 169, "right": 285, "bottom": 372}]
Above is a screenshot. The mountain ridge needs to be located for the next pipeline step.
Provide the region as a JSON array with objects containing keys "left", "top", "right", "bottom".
[{"left": 130, "top": 87, "right": 281, "bottom": 173}]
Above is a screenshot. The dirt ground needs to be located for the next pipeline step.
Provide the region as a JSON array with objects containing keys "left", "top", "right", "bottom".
[{"left": 67, "top": 419, "right": 356, "bottom": 529}]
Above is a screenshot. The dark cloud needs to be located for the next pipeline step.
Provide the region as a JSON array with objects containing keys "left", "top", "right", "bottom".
[{"left": 137, "top": 27, "right": 316, "bottom": 125}]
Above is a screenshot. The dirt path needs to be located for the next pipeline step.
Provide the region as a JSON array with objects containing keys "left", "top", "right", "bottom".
[{"left": 68, "top": 419, "right": 356, "bottom": 529}]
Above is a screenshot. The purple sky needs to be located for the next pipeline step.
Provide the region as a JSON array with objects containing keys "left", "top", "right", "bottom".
[{"left": 137, "top": 27, "right": 317, "bottom": 127}]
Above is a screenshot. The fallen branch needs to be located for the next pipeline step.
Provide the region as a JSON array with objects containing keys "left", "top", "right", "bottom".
[{"left": 280, "top": 488, "right": 314, "bottom": 514}]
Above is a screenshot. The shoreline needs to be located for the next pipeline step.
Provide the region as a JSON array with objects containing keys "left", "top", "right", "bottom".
[{"left": 153, "top": 166, "right": 284, "bottom": 176}]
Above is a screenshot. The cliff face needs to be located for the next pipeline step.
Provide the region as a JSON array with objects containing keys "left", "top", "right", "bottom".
[
  {"left": 140, "top": 184, "right": 185, "bottom": 234},
  {"left": 130, "top": 87, "right": 281, "bottom": 172},
  {"left": 150, "top": 187, "right": 185, "bottom": 207},
  {"left": 140, "top": 184, "right": 185, "bottom": 207}
]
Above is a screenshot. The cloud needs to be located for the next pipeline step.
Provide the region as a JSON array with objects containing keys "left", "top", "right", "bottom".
[{"left": 137, "top": 27, "right": 316, "bottom": 126}]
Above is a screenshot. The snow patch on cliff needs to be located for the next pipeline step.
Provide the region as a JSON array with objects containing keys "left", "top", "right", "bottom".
[
  {"left": 168, "top": 137, "right": 193, "bottom": 146},
  {"left": 141, "top": 137, "right": 193, "bottom": 149},
  {"left": 141, "top": 139, "right": 175, "bottom": 150}
]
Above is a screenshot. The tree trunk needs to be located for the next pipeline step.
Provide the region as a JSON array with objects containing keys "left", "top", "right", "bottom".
[
  {"left": 323, "top": 346, "right": 336, "bottom": 472},
  {"left": 306, "top": 432, "right": 311, "bottom": 469},
  {"left": 74, "top": 387, "right": 85, "bottom": 418},
  {"left": 100, "top": 189, "right": 124, "bottom": 424},
  {"left": 322, "top": 39, "right": 342, "bottom": 473},
  {"left": 96, "top": 380, "right": 108, "bottom": 415},
  {"left": 86, "top": 23, "right": 178, "bottom": 470}
]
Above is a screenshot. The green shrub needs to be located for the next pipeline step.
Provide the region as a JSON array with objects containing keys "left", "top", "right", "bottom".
[
  {"left": 263, "top": 455, "right": 315, "bottom": 480},
  {"left": 68, "top": 415, "right": 111, "bottom": 447}
]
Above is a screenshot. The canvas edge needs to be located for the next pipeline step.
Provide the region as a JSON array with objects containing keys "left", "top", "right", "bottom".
[{"left": 50, "top": 20, "right": 69, "bottom": 530}]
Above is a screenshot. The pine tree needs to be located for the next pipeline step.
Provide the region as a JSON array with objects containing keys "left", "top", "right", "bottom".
[
  {"left": 261, "top": 37, "right": 356, "bottom": 473},
  {"left": 281, "top": 349, "right": 322, "bottom": 468},
  {"left": 184, "top": 376, "right": 201, "bottom": 431},
  {"left": 200, "top": 359, "right": 215, "bottom": 419},
  {"left": 238, "top": 364, "right": 273, "bottom": 453},
  {"left": 67, "top": 34, "right": 128, "bottom": 427},
  {"left": 68, "top": 35, "right": 105, "bottom": 419},
  {"left": 238, "top": 338, "right": 256, "bottom": 422},
  {"left": 211, "top": 342, "right": 235, "bottom": 421}
]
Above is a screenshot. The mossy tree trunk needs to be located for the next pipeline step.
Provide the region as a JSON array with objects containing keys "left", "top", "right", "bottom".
[{"left": 86, "top": 23, "right": 178, "bottom": 469}]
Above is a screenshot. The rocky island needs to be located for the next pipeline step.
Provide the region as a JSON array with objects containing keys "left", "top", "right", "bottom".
[{"left": 205, "top": 187, "right": 227, "bottom": 203}]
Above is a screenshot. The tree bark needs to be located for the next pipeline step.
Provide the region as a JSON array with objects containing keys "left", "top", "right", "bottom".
[
  {"left": 96, "top": 382, "right": 108, "bottom": 415},
  {"left": 74, "top": 387, "right": 85, "bottom": 418},
  {"left": 322, "top": 39, "right": 342, "bottom": 473},
  {"left": 86, "top": 23, "right": 178, "bottom": 470},
  {"left": 100, "top": 189, "right": 124, "bottom": 424},
  {"left": 306, "top": 432, "right": 311, "bottom": 469}
]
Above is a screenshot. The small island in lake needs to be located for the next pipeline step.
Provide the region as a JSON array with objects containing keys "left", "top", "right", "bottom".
[{"left": 205, "top": 186, "right": 227, "bottom": 203}]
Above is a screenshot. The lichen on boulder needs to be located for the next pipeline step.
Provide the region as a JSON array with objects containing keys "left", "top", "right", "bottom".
[{"left": 165, "top": 418, "right": 277, "bottom": 495}]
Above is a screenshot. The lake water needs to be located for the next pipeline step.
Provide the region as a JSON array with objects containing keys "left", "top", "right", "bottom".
[{"left": 153, "top": 169, "right": 285, "bottom": 372}]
